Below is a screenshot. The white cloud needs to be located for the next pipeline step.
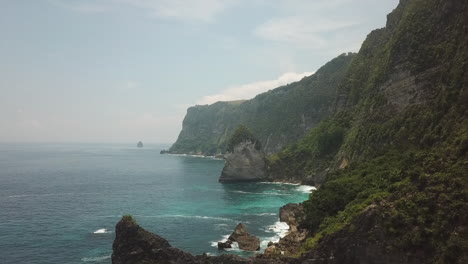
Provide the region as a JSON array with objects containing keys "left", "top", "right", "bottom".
[
  {"left": 51, "top": 0, "right": 238, "bottom": 22},
  {"left": 197, "top": 71, "right": 313, "bottom": 105},
  {"left": 254, "top": 16, "right": 359, "bottom": 48}
]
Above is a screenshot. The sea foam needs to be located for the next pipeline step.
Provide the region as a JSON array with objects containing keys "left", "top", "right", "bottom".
[
  {"left": 81, "top": 255, "right": 111, "bottom": 262},
  {"left": 296, "top": 185, "right": 317, "bottom": 193},
  {"left": 93, "top": 228, "right": 111, "bottom": 234}
]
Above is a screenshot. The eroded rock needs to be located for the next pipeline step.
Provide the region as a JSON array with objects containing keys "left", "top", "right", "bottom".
[{"left": 219, "top": 141, "right": 267, "bottom": 183}]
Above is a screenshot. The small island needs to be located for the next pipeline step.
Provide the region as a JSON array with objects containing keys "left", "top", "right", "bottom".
[{"left": 137, "top": 141, "right": 143, "bottom": 148}]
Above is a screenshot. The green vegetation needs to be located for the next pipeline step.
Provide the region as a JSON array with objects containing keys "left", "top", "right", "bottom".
[
  {"left": 227, "top": 125, "right": 261, "bottom": 152},
  {"left": 267, "top": 0, "right": 468, "bottom": 262},
  {"left": 169, "top": 53, "right": 355, "bottom": 155},
  {"left": 267, "top": 117, "right": 348, "bottom": 183},
  {"left": 122, "top": 214, "right": 137, "bottom": 224}
]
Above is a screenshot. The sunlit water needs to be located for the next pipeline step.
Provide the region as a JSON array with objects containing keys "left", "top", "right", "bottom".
[{"left": 0, "top": 143, "right": 312, "bottom": 263}]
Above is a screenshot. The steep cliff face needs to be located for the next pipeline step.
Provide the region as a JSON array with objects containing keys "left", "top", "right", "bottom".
[
  {"left": 274, "top": 0, "right": 468, "bottom": 262},
  {"left": 268, "top": 0, "right": 468, "bottom": 185},
  {"left": 169, "top": 53, "right": 355, "bottom": 155}
]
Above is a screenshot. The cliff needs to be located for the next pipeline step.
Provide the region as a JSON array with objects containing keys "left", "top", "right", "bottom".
[
  {"left": 267, "top": 0, "right": 468, "bottom": 185},
  {"left": 168, "top": 53, "right": 355, "bottom": 155},
  {"left": 121, "top": 0, "right": 467, "bottom": 262},
  {"left": 271, "top": 0, "right": 468, "bottom": 262}
]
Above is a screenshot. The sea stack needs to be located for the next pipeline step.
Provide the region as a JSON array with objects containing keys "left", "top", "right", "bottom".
[
  {"left": 217, "top": 223, "right": 260, "bottom": 251},
  {"left": 137, "top": 141, "right": 143, "bottom": 148},
  {"left": 219, "top": 125, "right": 266, "bottom": 183}
]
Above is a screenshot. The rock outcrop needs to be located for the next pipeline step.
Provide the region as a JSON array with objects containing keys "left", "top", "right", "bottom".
[
  {"left": 279, "top": 204, "right": 304, "bottom": 232},
  {"left": 274, "top": 204, "right": 308, "bottom": 256},
  {"left": 218, "top": 223, "right": 261, "bottom": 251},
  {"left": 112, "top": 215, "right": 198, "bottom": 264},
  {"left": 219, "top": 141, "right": 267, "bottom": 183},
  {"left": 112, "top": 216, "right": 291, "bottom": 264}
]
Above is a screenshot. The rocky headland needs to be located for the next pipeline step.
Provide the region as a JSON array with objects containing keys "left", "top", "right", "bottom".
[{"left": 112, "top": 215, "right": 297, "bottom": 264}]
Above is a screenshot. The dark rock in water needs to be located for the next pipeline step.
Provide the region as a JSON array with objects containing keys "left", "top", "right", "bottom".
[
  {"left": 112, "top": 215, "right": 198, "bottom": 264},
  {"left": 137, "top": 141, "right": 143, "bottom": 148},
  {"left": 218, "top": 223, "right": 260, "bottom": 251},
  {"left": 219, "top": 141, "right": 266, "bottom": 183},
  {"left": 160, "top": 149, "right": 169, "bottom": 154},
  {"left": 112, "top": 216, "right": 298, "bottom": 263},
  {"left": 217, "top": 241, "right": 232, "bottom": 249}
]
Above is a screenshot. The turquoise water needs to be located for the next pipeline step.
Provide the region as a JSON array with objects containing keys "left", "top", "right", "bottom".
[{"left": 0, "top": 143, "right": 311, "bottom": 263}]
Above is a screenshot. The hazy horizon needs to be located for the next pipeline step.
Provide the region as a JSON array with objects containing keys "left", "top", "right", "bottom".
[{"left": 1, "top": 0, "right": 398, "bottom": 143}]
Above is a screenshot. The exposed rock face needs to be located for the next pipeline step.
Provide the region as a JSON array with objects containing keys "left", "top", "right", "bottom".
[
  {"left": 279, "top": 204, "right": 305, "bottom": 232},
  {"left": 218, "top": 223, "right": 261, "bottom": 251},
  {"left": 263, "top": 245, "right": 282, "bottom": 258},
  {"left": 277, "top": 204, "right": 308, "bottom": 256},
  {"left": 219, "top": 141, "right": 266, "bottom": 183}
]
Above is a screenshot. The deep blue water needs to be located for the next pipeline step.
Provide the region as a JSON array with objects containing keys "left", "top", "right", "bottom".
[{"left": 0, "top": 143, "right": 312, "bottom": 264}]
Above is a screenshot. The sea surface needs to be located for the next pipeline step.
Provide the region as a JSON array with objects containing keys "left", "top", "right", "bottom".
[{"left": 0, "top": 143, "right": 313, "bottom": 264}]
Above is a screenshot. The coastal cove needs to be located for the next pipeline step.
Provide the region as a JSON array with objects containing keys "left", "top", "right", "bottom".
[{"left": 0, "top": 143, "right": 314, "bottom": 264}]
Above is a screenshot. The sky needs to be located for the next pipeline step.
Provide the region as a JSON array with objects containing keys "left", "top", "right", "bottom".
[{"left": 0, "top": 0, "right": 399, "bottom": 143}]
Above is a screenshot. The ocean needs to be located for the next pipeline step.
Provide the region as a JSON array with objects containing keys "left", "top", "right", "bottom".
[{"left": 0, "top": 143, "right": 313, "bottom": 263}]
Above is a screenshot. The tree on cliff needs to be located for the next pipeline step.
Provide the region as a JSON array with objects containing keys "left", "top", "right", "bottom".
[{"left": 227, "top": 125, "right": 262, "bottom": 152}]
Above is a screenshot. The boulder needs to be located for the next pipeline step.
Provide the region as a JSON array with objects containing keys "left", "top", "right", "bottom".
[
  {"left": 218, "top": 223, "right": 261, "bottom": 251},
  {"left": 217, "top": 241, "right": 232, "bottom": 249}
]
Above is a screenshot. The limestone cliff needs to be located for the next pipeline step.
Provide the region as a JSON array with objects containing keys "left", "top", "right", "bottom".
[{"left": 168, "top": 53, "right": 355, "bottom": 155}]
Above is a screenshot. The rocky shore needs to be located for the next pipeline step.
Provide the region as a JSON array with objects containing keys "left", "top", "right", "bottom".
[{"left": 112, "top": 204, "right": 307, "bottom": 264}]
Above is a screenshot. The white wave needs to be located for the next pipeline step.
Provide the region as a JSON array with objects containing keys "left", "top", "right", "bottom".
[
  {"left": 296, "top": 185, "right": 317, "bottom": 193},
  {"left": 93, "top": 228, "right": 111, "bottom": 234},
  {"left": 135, "top": 214, "right": 234, "bottom": 222},
  {"left": 243, "top": 213, "right": 276, "bottom": 216},
  {"left": 225, "top": 241, "right": 240, "bottom": 252},
  {"left": 211, "top": 237, "right": 240, "bottom": 252},
  {"left": 231, "top": 190, "right": 288, "bottom": 196},
  {"left": 259, "top": 182, "right": 300, "bottom": 186},
  {"left": 81, "top": 255, "right": 111, "bottom": 262},
  {"left": 260, "top": 221, "right": 290, "bottom": 251},
  {"left": 210, "top": 234, "right": 230, "bottom": 247}
]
